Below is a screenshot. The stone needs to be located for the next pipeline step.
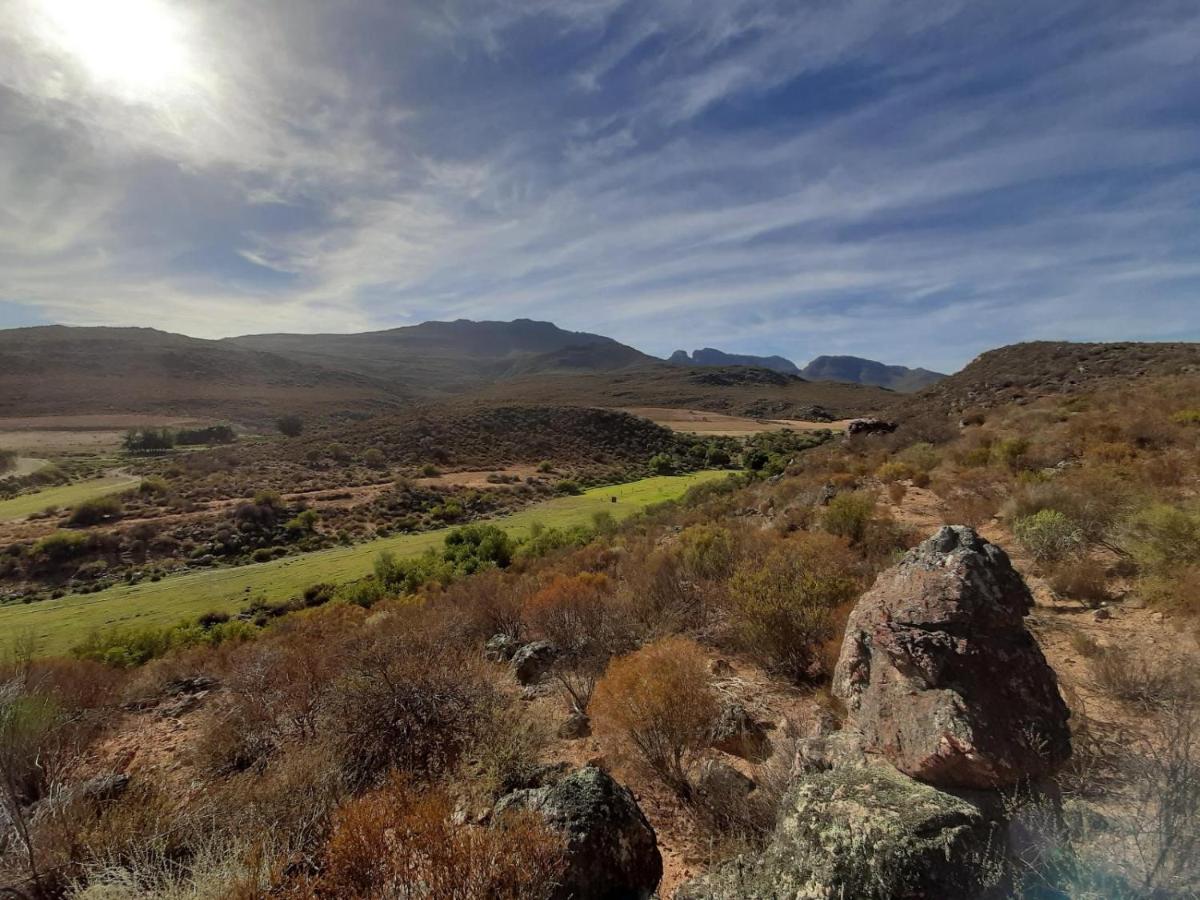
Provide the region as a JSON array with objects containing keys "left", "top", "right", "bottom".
[
  {"left": 485, "top": 632, "right": 520, "bottom": 662},
  {"left": 833, "top": 526, "right": 1071, "bottom": 789},
  {"left": 845, "top": 418, "right": 898, "bottom": 437},
  {"left": 676, "top": 766, "right": 1004, "bottom": 900},
  {"left": 710, "top": 658, "right": 735, "bottom": 677},
  {"left": 511, "top": 640, "right": 558, "bottom": 685},
  {"left": 711, "top": 704, "right": 772, "bottom": 762},
  {"left": 78, "top": 773, "right": 130, "bottom": 804},
  {"left": 1093, "top": 607, "right": 1111, "bottom": 622},
  {"left": 559, "top": 711, "right": 592, "bottom": 740},
  {"left": 697, "top": 759, "right": 756, "bottom": 801},
  {"left": 495, "top": 766, "right": 662, "bottom": 900}
]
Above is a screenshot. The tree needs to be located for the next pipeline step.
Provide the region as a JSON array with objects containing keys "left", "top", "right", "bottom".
[
  {"left": 649, "top": 453, "right": 675, "bottom": 475},
  {"left": 277, "top": 415, "right": 304, "bottom": 438}
]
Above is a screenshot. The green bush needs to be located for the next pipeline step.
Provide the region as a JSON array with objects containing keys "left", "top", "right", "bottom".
[
  {"left": 822, "top": 492, "right": 877, "bottom": 545},
  {"left": 728, "top": 534, "right": 859, "bottom": 681},
  {"left": 33, "top": 530, "right": 90, "bottom": 563},
  {"left": 704, "top": 446, "right": 731, "bottom": 467},
  {"left": 277, "top": 415, "right": 304, "bottom": 437},
  {"left": 443, "top": 524, "right": 514, "bottom": 573},
  {"left": 554, "top": 479, "right": 582, "bottom": 495},
  {"left": 1169, "top": 409, "right": 1200, "bottom": 426},
  {"left": 1124, "top": 504, "right": 1200, "bottom": 574},
  {"left": 898, "top": 442, "right": 940, "bottom": 472},
  {"left": 1013, "top": 509, "right": 1083, "bottom": 563},
  {"left": 363, "top": 448, "right": 387, "bottom": 470},
  {"left": 991, "top": 437, "right": 1031, "bottom": 471},
  {"left": 649, "top": 453, "right": 675, "bottom": 475},
  {"left": 138, "top": 476, "right": 170, "bottom": 496},
  {"left": 68, "top": 495, "right": 123, "bottom": 527},
  {"left": 0, "top": 448, "right": 16, "bottom": 474},
  {"left": 677, "top": 524, "right": 736, "bottom": 580}
]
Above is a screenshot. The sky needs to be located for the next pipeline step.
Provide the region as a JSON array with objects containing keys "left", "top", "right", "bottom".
[{"left": 1, "top": 1, "right": 1198, "bottom": 372}]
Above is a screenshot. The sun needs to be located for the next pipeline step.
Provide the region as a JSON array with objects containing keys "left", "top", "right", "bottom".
[{"left": 32, "top": 0, "right": 196, "bottom": 102}]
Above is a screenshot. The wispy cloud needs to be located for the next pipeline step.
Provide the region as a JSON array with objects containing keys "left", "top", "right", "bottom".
[{"left": 0, "top": 0, "right": 1197, "bottom": 370}]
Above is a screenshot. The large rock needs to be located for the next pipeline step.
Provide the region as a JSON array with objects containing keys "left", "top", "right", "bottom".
[
  {"left": 711, "top": 703, "right": 772, "bottom": 761},
  {"left": 833, "top": 526, "right": 1070, "bottom": 789},
  {"left": 510, "top": 640, "right": 558, "bottom": 685},
  {"left": 495, "top": 766, "right": 662, "bottom": 900},
  {"left": 677, "top": 766, "right": 1004, "bottom": 900}
]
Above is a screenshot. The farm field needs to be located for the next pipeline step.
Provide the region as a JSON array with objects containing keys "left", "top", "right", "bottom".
[
  {"left": 0, "top": 473, "right": 140, "bottom": 523},
  {"left": 0, "top": 470, "right": 730, "bottom": 656},
  {"left": 623, "top": 406, "right": 852, "bottom": 435}
]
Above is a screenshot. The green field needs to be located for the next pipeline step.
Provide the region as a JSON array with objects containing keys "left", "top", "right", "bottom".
[
  {"left": 0, "top": 474, "right": 140, "bottom": 523},
  {"left": 0, "top": 471, "right": 729, "bottom": 656}
]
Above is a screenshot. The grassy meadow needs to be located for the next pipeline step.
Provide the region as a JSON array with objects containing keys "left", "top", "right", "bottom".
[
  {"left": 0, "top": 470, "right": 729, "bottom": 656},
  {"left": 0, "top": 474, "right": 140, "bottom": 523}
]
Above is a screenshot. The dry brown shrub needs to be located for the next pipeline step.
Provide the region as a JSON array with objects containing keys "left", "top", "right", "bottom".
[
  {"left": 524, "top": 572, "right": 631, "bottom": 713},
  {"left": 298, "top": 774, "right": 565, "bottom": 900},
  {"left": 1047, "top": 558, "right": 1110, "bottom": 608},
  {"left": 617, "top": 544, "right": 703, "bottom": 634},
  {"left": 442, "top": 568, "right": 526, "bottom": 642},
  {"left": 591, "top": 636, "right": 719, "bottom": 799},
  {"left": 886, "top": 481, "right": 907, "bottom": 505}
]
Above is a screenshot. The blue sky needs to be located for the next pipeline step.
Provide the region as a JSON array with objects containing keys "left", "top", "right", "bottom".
[{"left": 1, "top": 0, "right": 1198, "bottom": 372}]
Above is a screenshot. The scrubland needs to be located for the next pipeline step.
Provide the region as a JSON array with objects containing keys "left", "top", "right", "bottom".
[{"left": 2, "top": 377, "right": 1199, "bottom": 897}]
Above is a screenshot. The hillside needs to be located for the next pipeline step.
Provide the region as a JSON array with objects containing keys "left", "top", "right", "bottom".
[
  {"left": 907, "top": 340, "right": 1200, "bottom": 414},
  {"left": 801, "top": 355, "right": 945, "bottom": 392},
  {"left": 228, "top": 319, "right": 654, "bottom": 393},
  {"left": 669, "top": 348, "right": 802, "bottom": 375},
  {"left": 0, "top": 325, "right": 404, "bottom": 422},
  {"left": 475, "top": 364, "right": 896, "bottom": 420}
]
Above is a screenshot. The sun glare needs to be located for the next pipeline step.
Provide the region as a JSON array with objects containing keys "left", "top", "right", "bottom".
[{"left": 33, "top": 0, "right": 196, "bottom": 102}]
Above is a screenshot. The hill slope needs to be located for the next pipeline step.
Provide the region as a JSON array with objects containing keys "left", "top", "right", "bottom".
[
  {"left": 0, "top": 326, "right": 404, "bottom": 421},
  {"left": 801, "top": 355, "right": 945, "bottom": 392},
  {"left": 228, "top": 319, "right": 654, "bottom": 393},
  {"left": 908, "top": 341, "right": 1200, "bottom": 413}
]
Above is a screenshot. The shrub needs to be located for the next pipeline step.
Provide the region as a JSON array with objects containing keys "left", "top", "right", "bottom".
[
  {"left": 821, "top": 491, "right": 877, "bottom": 545},
  {"left": 875, "top": 460, "right": 916, "bottom": 484},
  {"left": 309, "top": 774, "right": 565, "bottom": 899},
  {"left": 328, "top": 442, "right": 352, "bottom": 463},
  {"left": 554, "top": 479, "right": 582, "bottom": 495},
  {"left": 32, "top": 530, "right": 90, "bottom": 564},
  {"left": 649, "top": 453, "right": 675, "bottom": 475},
  {"left": 524, "top": 573, "right": 630, "bottom": 712},
  {"left": 1170, "top": 409, "right": 1200, "bottom": 426},
  {"left": 1124, "top": 504, "right": 1200, "bottom": 575},
  {"left": 991, "top": 437, "right": 1031, "bottom": 470},
  {"left": 1013, "top": 510, "right": 1083, "bottom": 564},
  {"left": 68, "top": 495, "right": 123, "bottom": 527},
  {"left": 363, "top": 448, "right": 386, "bottom": 470},
  {"left": 444, "top": 524, "right": 514, "bottom": 574},
  {"left": 276, "top": 415, "right": 304, "bottom": 438},
  {"left": 727, "top": 534, "right": 859, "bottom": 681},
  {"left": 536, "top": 460, "right": 554, "bottom": 473},
  {"left": 137, "top": 476, "right": 169, "bottom": 496},
  {"left": 677, "top": 524, "right": 737, "bottom": 581},
  {"left": 705, "top": 446, "right": 731, "bottom": 467},
  {"left": 1047, "top": 558, "right": 1109, "bottom": 608},
  {"left": 0, "top": 448, "right": 16, "bottom": 474},
  {"left": 286, "top": 509, "right": 320, "bottom": 535},
  {"left": 374, "top": 549, "right": 453, "bottom": 594},
  {"left": 591, "top": 636, "right": 719, "bottom": 799},
  {"left": 421, "top": 463, "right": 441, "bottom": 477},
  {"left": 898, "top": 442, "right": 940, "bottom": 472}
]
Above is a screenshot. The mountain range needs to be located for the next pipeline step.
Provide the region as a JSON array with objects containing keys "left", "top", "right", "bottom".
[
  {"left": 0, "top": 321, "right": 896, "bottom": 423},
  {"left": 668, "top": 348, "right": 946, "bottom": 392}
]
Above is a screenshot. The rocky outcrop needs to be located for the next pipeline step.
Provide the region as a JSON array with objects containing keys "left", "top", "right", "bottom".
[
  {"left": 845, "top": 417, "right": 898, "bottom": 436},
  {"left": 678, "top": 766, "right": 1004, "bottom": 900},
  {"left": 510, "top": 640, "right": 558, "bottom": 685},
  {"left": 833, "top": 526, "right": 1070, "bottom": 789},
  {"left": 710, "top": 703, "right": 772, "bottom": 761},
  {"left": 485, "top": 632, "right": 519, "bottom": 662},
  {"left": 495, "top": 766, "right": 662, "bottom": 900}
]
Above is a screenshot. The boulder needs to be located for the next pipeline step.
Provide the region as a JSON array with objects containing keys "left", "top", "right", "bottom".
[
  {"left": 711, "top": 704, "right": 772, "bottom": 762},
  {"left": 846, "top": 418, "right": 898, "bottom": 437},
  {"left": 833, "top": 526, "right": 1070, "bottom": 789},
  {"left": 697, "top": 759, "right": 756, "bottom": 801},
  {"left": 496, "top": 766, "right": 662, "bottom": 900},
  {"left": 677, "top": 766, "right": 1004, "bottom": 900},
  {"left": 78, "top": 773, "right": 130, "bottom": 804},
  {"left": 558, "top": 711, "right": 592, "bottom": 740},
  {"left": 485, "top": 632, "right": 520, "bottom": 662},
  {"left": 510, "top": 640, "right": 558, "bottom": 685}
]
